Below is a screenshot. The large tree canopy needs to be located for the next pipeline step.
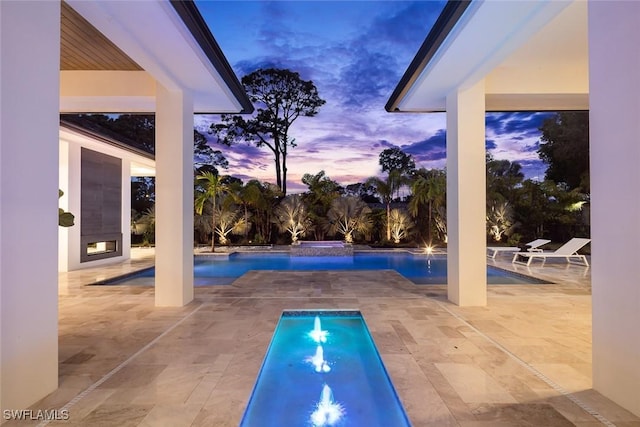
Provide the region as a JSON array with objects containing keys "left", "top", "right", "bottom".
[
  {"left": 211, "top": 68, "right": 326, "bottom": 195},
  {"left": 379, "top": 146, "right": 416, "bottom": 176},
  {"left": 538, "top": 111, "right": 590, "bottom": 192}
]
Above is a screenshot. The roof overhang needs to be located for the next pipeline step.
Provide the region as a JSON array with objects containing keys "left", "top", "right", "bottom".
[
  {"left": 60, "top": 122, "right": 156, "bottom": 177},
  {"left": 387, "top": 0, "right": 588, "bottom": 113},
  {"left": 60, "top": 0, "right": 252, "bottom": 114}
]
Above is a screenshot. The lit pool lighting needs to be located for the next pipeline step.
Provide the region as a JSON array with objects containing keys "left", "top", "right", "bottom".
[
  {"left": 239, "top": 310, "right": 412, "bottom": 427},
  {"left": 310, "top": 384, "right": 345, "bottom": 426},
  {"left": 307, "top": 345, "right": 331, "bottom": 373},
  {"left": 308, "top": 315, "right": 328, "bottom": 343}
]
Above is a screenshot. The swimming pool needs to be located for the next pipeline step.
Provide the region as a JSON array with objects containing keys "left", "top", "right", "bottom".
[
  {"left": 100, "top": 252, "right": 548, "bottom": 285},
  {"left": 240, "top": 310, "right": 411, "bottom": 427}
]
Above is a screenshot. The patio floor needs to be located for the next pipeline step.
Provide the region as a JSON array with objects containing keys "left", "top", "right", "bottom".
[{"left": 9, "top": 248, "right": 640, "bottom": 426}]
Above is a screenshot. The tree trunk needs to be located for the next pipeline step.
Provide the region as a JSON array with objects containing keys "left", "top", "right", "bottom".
[
  {"left": 211, "top": 196, "right": 216, "bottom": 252},
  {"left": 386, "top": 202, "right": 391, "bottom": 241},
  {"left": 428, "top": 200, "right": 432, "bottom": 243},
  {"left": 274, "top": 149, "right": 282, "bottom": 193},
  {"left": 244, "top": 204, "right": 249, "bottom": 241},
  {"left": 282, "top": 156, "right": 288, "bottom": 195}
]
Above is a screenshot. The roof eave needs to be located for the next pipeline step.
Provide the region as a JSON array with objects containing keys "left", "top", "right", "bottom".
[
  {"left": 170, "top": 1, "right": 254, "bottom": 114},
  {"left": 385, "top": 0, "right": 471, "bottom": 113},
  {"left": 60, "top": 119, "right": 156, "bottom": 160}
]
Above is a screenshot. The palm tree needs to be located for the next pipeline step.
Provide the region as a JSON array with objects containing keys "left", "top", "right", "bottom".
[
  {"left": 301, "top": 170, "right": 342, "bottom": 240},
  {"left": 195, "top": 172, "right": 229, "bottom": 252},
  {"left": 214, "top": 198, "right": 249, "bottom": 245},
  {"left": 138, "top": 206, "right": 156, "bottom": 246},
  {"left": 389, "top": 209, "right": 414, "bottom": 244},
  {"left": 366, "top": 170, "right": 406, "bottom": 241},
  {"left": 324, "top": 196, "right": 372, "bottom": 243},
  {"left": 409, "top": 169, "right": 446, "bottom": 243},
  {"left": 226, "top": 181, "right": 254, "bottom": 242},
  {"left": 273, "top": 194, "right": 313, "bottom": 242},
  {"left": 249, "top": 181, "right": 282, "bottom": 243}
]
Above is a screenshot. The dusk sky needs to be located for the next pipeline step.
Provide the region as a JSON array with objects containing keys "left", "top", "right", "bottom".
[{"left": 195, "top": 1, "right": 553, "bottom": 193}]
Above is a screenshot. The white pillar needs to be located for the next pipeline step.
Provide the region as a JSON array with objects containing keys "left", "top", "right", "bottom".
[
  {"left": 446, "top": 80, "right": 487, "bottom": 306},
  {"left": 58, "top": 141, "right": 82, "bottom": 272},
  {"left": 155, "top": 84, "right": 194, "bottom": 306},
  {"left": 589, "top": 1, "right": 640, "bottom": 417},
  {"left": 0, "top": 0, "right": 60, "bottom": 409},
  {"left": 121, "top": 158, "right": 132, "bottom": 261}
]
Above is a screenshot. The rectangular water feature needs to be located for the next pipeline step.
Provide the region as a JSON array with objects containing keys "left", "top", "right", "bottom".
[{"left": 240, "top": 310, "right": 411, "bottom": 427}]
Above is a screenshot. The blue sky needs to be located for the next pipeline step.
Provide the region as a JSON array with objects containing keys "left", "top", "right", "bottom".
[{"left": 195, "top": 1, "right": 552, "bottom": 193}]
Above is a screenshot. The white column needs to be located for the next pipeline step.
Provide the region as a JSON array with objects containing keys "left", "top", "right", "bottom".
[
  {"left": 58, "top": 141, "right": 82, "bottom": 272},
  {"left": 445, "top": 80, "right": 487, "bottom": 306},
  {"left": 155, "top": 84, "right": 194, "bottom": 306},
  {"left": 0, "top": 1, "right": 60, "bottom": 409},
  {"left": 121, "top": 159, "right": 132, "bottom": 261},
  {"left": 589, "top": 1, "right": 640, "bottom": 417},
  {"left": 59, "top": 140, "right": 71, "bottom": 272}
]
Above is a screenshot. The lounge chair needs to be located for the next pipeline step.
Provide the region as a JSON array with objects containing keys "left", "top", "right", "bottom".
[
  {"left": 512, "top": 238, "right": 591, "bottom": 266},
  {"left": 487, "top": 239, "right": 551, "bottom": 259}
]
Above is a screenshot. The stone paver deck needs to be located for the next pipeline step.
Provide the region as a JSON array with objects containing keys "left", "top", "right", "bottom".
[{"left": 7, "top": 248, "right": 638, "bottom": 426}]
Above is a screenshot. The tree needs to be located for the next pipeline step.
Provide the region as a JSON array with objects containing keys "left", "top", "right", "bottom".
[
  {"left": 131, "top": 177, "right": 155, "bottom": 214},
  {"left": 138, "top": 206, "right": 156, "bottom": 246},
  {"left": 194, "top": 172, "right": 229, "bottom": 252},
  {"left": 409, "top": 168, "right": 446, "bottom": 244},
  {"left": 389, "top": 209, "right": 414, "bottom": 244},
  {"left": 301, "top": 171, "right": 343, "bottom": 240},
  {"left": 344, "top": 182, "right": 379, "bottom": 203},
  {"left": 211, "top": 68, "right": 326, "bottom": 195},
  {"left": 246, "top": 180, "right": 282, "bottom": 243},
  {"left": 194, "top": 129, "right": 229, "bottom": 175},
  {"left": 379, "top": 147, "right": 416, "bottom": 176},
  {"left": 487, "top": 201, "right": 515, "bottom": 242},
  {"left": 486, "top": 154, "right": 524, "bottom": 204},
  {"left": 538, "top": 111, "right": 590, "bottom": 192},
  {"left": 213, "top": 197, "right": 249, "bottom": 245},
  {"left": 273, "top": 194, "right": 313, "bottom": 242},
  {"left": 366, "top": 170, "right": 406, "bottom": 241},
  {"left": 324, "top": 197, "right": 372, "bottom": 243}
]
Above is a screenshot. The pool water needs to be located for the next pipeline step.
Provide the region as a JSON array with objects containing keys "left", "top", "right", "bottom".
[
  {"left": 102, "top": 252, "right": 547, "bottom": 285},
  {"left": 240, "top": 310, "right": 411, "bottom": 427}
]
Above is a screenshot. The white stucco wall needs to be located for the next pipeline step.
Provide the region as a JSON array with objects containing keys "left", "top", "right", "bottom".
[
  {"left": 1, "top": 0, "right": 60, "bottom": 410},
  {"left": 58, "top": 128, "right": 153, "bottom": 272},
  {"left": 589, "top": 1, "right": 640, "bottom": 417}
]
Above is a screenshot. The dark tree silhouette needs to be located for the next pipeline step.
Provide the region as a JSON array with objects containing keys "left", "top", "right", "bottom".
[
  {"left": 538, "top": 111, "right": 590, "bottom": 192},
  {"left": 210, "top": 68, "right": 326, "bottom": 195},
  {"left": 379, "top": 146, "right": 416, "bottom": 176}
]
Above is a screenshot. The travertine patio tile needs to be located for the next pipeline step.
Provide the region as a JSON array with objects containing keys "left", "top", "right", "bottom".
[{"left": 22, "top": 248, "right": 638, "bottom": 426}]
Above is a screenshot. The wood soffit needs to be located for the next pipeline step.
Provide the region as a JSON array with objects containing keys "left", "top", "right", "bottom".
[{"left": 61, "top": 1, "right": 142, "bottom": 71}]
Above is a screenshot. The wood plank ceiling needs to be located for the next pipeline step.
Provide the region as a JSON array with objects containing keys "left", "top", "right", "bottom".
[{"left": 60, "top": 1, "right": 142, "bottom": 71}]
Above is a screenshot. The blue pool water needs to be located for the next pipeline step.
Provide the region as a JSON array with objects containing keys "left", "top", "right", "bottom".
[
  {"left": 102, "top": 252, "right": 547, "bottom": 285},
  {"left": 240, "top": 310, "right": 411, "bottom": 427}
]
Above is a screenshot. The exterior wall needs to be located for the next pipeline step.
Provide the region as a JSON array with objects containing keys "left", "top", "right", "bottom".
[
  {"left": 589, "top": 1, "right": 640, "bottom": 416},
  {"left": 58, "top": 131, "right": 147, "bottom": 272},
  {"left": 0, "top": 0, "right": 60, "bottom": 409}
]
